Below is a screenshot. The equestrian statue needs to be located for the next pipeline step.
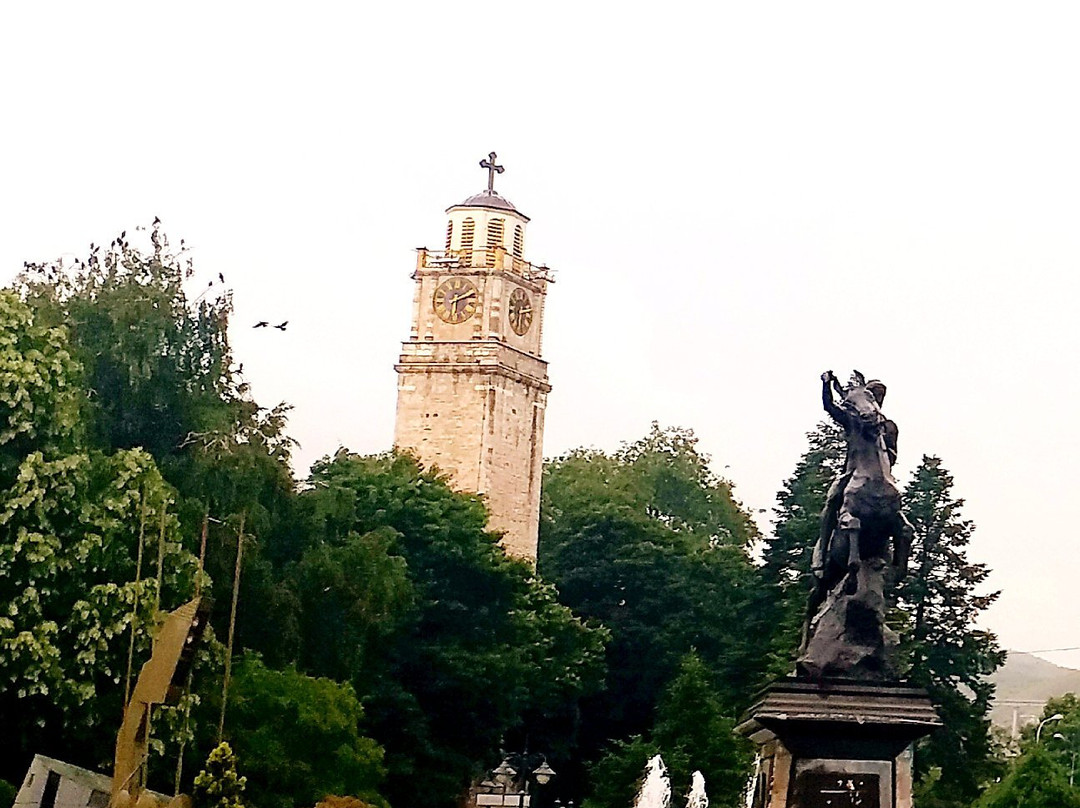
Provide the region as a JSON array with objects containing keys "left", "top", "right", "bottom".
[{"left": 797, "top": 370, "right": 913, "bottom": 680}]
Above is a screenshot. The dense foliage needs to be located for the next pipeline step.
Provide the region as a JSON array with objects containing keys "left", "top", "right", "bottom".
[
  {"left": 586, "top": 652, "right": 750, "bottom": 808},
  {"left": 295, "top": 451, "right": 606, "bottom": 808},
  {"left": 899, "top": 456, "right": 1005, "bottom": 808},
  {"left": 975, "top": 746, "right": 1080, "bottom": 808},
  {"left": 4, "top": 225, "right": 1015, "bottom": 808},
  {"left": 539, "top": 424, "right": 766, "bottom": 805},
  {"left": 0, "top": 291, "right": 201, "bottom": 781},
  {"left": 193, "top": 742, "right": 248, "bottom": 808},
  {"left": 224, "top": 655, "right": 386, "bottom": 808},
  {"left": 5, "top": 227, "right": 606, "bottom": 808},
  {"left": 758, "top": 421, "right": 844, "bottom": 674}
]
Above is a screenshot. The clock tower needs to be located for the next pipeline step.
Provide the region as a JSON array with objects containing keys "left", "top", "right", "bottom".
[{"left": 393, "top": 154, "right": 554, "bottom": 561}]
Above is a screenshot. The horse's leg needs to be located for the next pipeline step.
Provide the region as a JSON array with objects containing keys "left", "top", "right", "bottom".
[
  {"left": 835, "top": 510, "right": 861, "bottom": 594},
  {"left": 812, "top": 477, "right": 846, "bottom": 578},
  {"left": 799, "top": 580, "right": 824, "bottom": 654},
  {"left": 892, "top": 511, "right": 915, "bottom": 577},
  {"left": 837, "top": 512, "right": 861, "bottom": 569}
]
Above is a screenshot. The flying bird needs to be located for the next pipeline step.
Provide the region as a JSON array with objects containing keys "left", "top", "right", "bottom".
[
  {"left": 153, "top": 216, "right": 161, "bottom": 225},
  {"left": 273, "top": 321, "right": 288, "bottom": 331},
  {"left": 218, "top": 272, "right": 225, "bottom": 283},
  {"left": 253, "top": 321, "right": 269, "bottom": 328}
]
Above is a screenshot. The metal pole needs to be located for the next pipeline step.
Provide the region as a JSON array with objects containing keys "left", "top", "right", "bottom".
[
  {"left": 123, "top": 489, "right": 149, "bottom": 710},
  {"left": 218, "top": 513, "right": 245, "bottom": 742},
  {"left": 154, "top": 507, "right": 167, "bottom": 614}
]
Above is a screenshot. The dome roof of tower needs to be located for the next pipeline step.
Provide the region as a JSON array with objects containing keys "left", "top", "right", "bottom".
[{"left": 447, "top": 190, "right": 530, "bottom": 221}]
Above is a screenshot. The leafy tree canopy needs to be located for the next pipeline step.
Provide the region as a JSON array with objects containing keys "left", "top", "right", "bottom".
[
  {"left": 540, "top": 424, "right": 766, "bottom": 800},
  {"left": 16, "top": 226, "right": 299, "bottom": 659},
  {"left": 586, "top": 653, "right": 752, "bottom": 808},
  {"left": 758, "top": 421, "right": 843, "bottom": 670},
  {"left": 0, "top": 291, "right": 203, "bottom": 783},
  {"left": 898, "top": 456, "right": 1004, "bottom": 808},
  {"left": 299, "top": 450, "right": 607, "bottom": 808},
  {"left": 1024, "top": 694, "right": 1080, "bottom": 781},
  {"left": 975, "top": 746, "right": 1080, "bottom": 808},
  {"left": 224, "top": 654, "right": 386, "bottom": 808},
  {"left": 193, "top": 742, "right": 248, "bottom": 808}
]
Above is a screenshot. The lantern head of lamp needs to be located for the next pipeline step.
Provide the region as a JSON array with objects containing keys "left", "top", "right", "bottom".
[
  {"left": 493, "top": 759, "right": 517, "bottom": 787},
  {"left": 532, "top": 760, "right": 556, "bottom": 786}
]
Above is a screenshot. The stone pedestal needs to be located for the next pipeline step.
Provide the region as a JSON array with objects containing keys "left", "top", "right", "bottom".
[{"left": 737, "top": 679, "right": 940, "bottom": 808}]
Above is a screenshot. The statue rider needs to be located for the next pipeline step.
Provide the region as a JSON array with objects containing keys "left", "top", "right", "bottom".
[
  {"left": 813, "top": 371, "right": 897, "bottom": 575},
  {"left": 800, "top": 371, "right": 900, "bottom": 653}
]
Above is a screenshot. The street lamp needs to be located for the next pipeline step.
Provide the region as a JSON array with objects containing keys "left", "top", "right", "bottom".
[
  {"left": 493, "top": 759, "right": 518, "bottom": 788},
  {"left": 1054, "top": 732, "right": 1078, "bottom": 786},
  {"left": 1036, "top": 713, "right": 1064, "bottom": 744},
  {"left": 532, "top": 760, "right": 556, "bottom": 787},
  {"left": 482, "top": 754, "right": 556, "bottom": 808}
]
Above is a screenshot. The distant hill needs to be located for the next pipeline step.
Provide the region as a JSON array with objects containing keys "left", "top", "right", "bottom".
[{"left": 989, "top": 651, "right": 1080, "bottom": 734}]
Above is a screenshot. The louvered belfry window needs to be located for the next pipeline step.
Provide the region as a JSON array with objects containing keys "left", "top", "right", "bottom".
[
  {"left": 486, "top": 218, "right": 505, "bottom": 267},
  {"left": 513, "top": 225, "right": 524, "bottom": 258},
  {"left": 445, "top": 220, "right": 453, "bottom": 251},
  {"left": 461, "top": 218, "right": 475, "bottom": 254}
]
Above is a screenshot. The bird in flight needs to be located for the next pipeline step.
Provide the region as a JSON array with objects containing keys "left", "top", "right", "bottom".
[
  {"left": 273, "top": 321, "right": 288, "bottom": 331},
  {"left": 253, "top": 321, "right": 269, "bottom": 328}
]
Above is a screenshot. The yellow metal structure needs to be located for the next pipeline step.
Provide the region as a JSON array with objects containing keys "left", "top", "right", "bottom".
[{"left": 111, "top": 597, "right": 210, "bottom": 808}]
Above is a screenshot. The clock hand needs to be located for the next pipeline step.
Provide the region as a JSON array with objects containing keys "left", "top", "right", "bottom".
[{"left": 452, "top": 292, "right": 476, "bottom": 315}]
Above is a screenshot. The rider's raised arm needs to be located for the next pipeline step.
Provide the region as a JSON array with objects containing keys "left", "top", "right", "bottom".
[{"left": 821, "top": 372, "right": 847, "bottom": 425}]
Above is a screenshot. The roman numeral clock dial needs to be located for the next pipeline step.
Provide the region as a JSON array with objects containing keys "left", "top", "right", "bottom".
[
  {"left": 508, "top": 287, "right": 533, "bottom": 335},
  {"left": 433, "top": 277, "right": 478, "bottom": 324}
]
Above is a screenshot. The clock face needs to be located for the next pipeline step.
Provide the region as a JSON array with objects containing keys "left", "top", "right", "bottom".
[
  {"left": 507, "top": 287, "right": 533, "bottom": 335},
  {"left": 433, "top": 277, "right": 479, "bottom": 324}
]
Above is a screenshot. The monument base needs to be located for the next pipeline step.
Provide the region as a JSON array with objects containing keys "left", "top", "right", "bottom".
[{"left": 736, "top": 678, "right": 940, "bottom": 808}]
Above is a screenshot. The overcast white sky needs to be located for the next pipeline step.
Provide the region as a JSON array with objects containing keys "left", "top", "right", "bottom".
[{"left": 4, "top": 2, "right": 1080, "bottom": 667}]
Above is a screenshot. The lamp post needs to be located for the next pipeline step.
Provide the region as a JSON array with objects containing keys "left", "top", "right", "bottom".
[
  {"left": 484, "top": 754, "right": 556, "bottom": 808},
  {"left": 1053, "top": 732, "right": 1078, "bottom": 786},
  {"left": 1036, "top": 713, "right": 1064, "bottom": 744}
]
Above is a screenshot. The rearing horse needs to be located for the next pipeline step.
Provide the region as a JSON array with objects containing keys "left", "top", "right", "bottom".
[{"left": 801, "top": 371, "right": 912, "bottom": 652}]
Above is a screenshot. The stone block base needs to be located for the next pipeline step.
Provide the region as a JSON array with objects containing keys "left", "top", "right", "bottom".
[{"left": 738, "top": 679, "right": 940, "bottom": 808}]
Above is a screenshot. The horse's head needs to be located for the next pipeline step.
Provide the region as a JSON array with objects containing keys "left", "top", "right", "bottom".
[{"left": 841, "top": 382, "right": 885, "bottom": 435}]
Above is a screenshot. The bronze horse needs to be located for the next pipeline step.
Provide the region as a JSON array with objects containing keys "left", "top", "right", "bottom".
[{"left": 800, "top": 371, "right": 912, "bottom": 654}]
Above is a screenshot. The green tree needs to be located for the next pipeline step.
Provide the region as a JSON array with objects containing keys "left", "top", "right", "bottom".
[
  {"left": 585, "top": 737, "right": 660, "bottom": 808},
  {"left": 300, "top": 450, "right": 607, "bottom": 808},
  {"left": 975, "top": 746, "right": 1080, "bottom": 808},
  {"left": 539, "top": 424, "right": 766, "bottom": 800},
  {"left": 18, "top": 226, "right": 240, "bottom": 464},
  {"left": 17, "top": 224, "right": 301, "bottom": 661},
  {"left": 224, "top": 655, "right": 386, "bottom": 808},
  {"left": 898, "top": 456, "right": 1004, "bottom": 808},
  {"left": 1024, "top": 696, "right": 1080, "bottom": 786},
  {"left": 290, "top": 527, "right": 413, "bottom": 683},
  {"left": 758, "top": 421, "right": 844, "bottom": 672},
  {"left": 0, "top": 778, "right": 17, "bottom": 808},
  {"left": 586, "top": 653, "right": 751, "bottom": 808},
  {"left": 0, "top": 291, "right": 203, "bottom": 781},
  {"left": 193, "top": 742, "right": 247, "bottom": 808},
  {"left": 0, "top": 291, "right": 82, "bottom": 482},
  {"left": 651, "top": 653, "right": 750, "bottom": 807}
]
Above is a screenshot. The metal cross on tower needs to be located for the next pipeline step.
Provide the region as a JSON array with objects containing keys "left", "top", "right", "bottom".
[{"left": 480, "top": 152, "right": 504, "bottom": 192}]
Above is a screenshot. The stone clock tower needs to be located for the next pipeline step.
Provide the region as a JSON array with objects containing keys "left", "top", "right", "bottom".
[{"left": 393, "top": 154, "right": 553, "bottom": 561}]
